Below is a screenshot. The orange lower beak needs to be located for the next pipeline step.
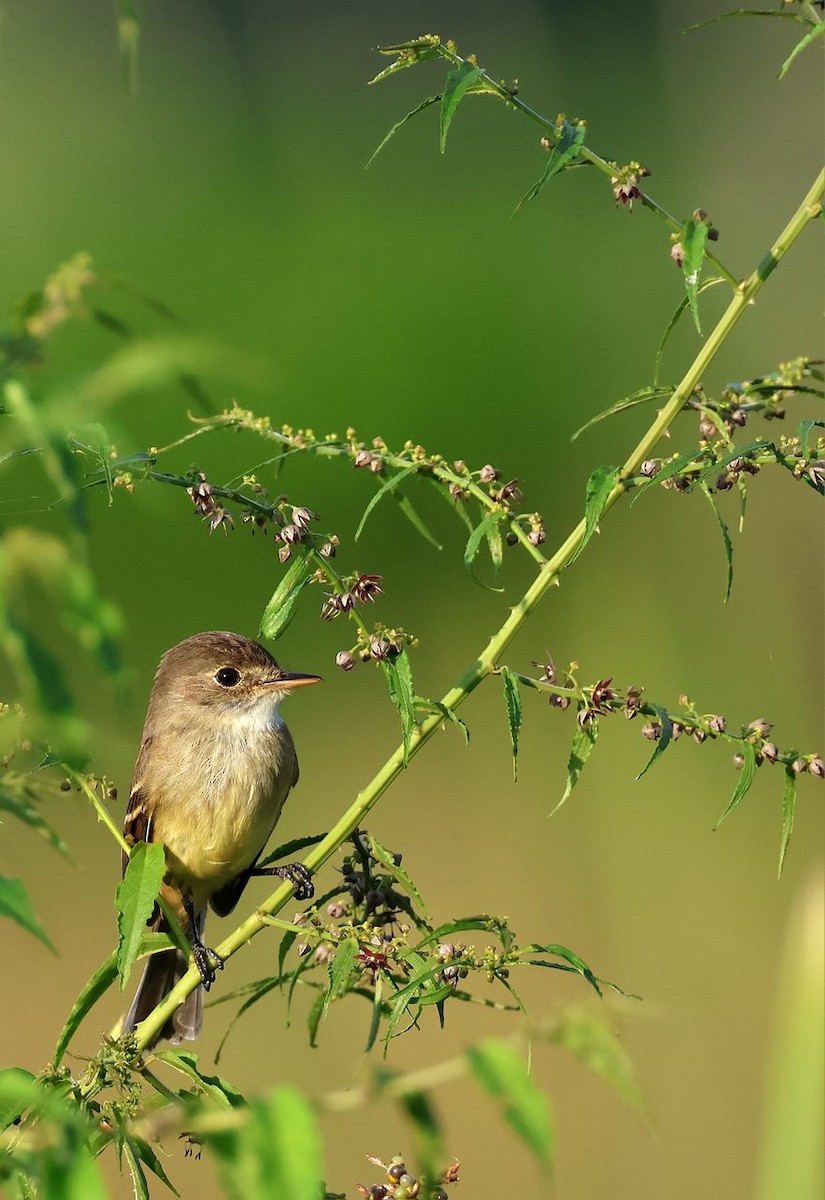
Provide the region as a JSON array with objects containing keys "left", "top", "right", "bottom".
[{"left": 270, "top": 672, "right": 322, "bottom": 690}]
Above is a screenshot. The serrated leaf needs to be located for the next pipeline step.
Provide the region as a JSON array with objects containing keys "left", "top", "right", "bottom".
[
  {"left": 154, "top": 1050, "right": 245, "bottom": 1108},
  {"left": 513, "top": 118, "right": 586, "bottom": 215},
  {"left": 121, "top": 1137, "right": 150, "bottom": 1200},
  {"left": 778, "top": 20, "right": 825, "bottom": 78},
  {"left": 259, "top": 553, "right": 313, "bottom": 641},
  {"left": 636, "top": 703, "right": 674, "bottom": 780},
  {"left": 682, "top": 219, "right": 709, "bottom": 334},
  {"left": 430, "top": 699, "right": 470, "bottom": 743},
  {"left": 321, "top": 937, "right": 359, "bottom": 1023},
  {"left": 714, "top": 740, "right": 756, "bottom": 828},
  {"left": 367, "top": 833, "right": 427, "bottom": 915},
  {"left": 0, "top": 1068, "right": 35, "bottom": 1131},
  {"left": 552, "top": 716, "right": 599, "bottom": 815},
  {"left": 654, "top": 277, "right": 724, "bottom": 385},
  {"left": 382, "top": 649, "right": 417, "bottom": 764},
  {"left": 0, "top": 873, "right": 56, "bottom": 952},
  {"left": 571, "top": 386, "right": 671, "bottom": 442},
  {"left": 699, "top": 482, "right": 734, "bottom": 602},
  {"left": 467, "top": 1039, "right": 553, "bottom": 1165},
  {"left": 115, "top": 841, "right": 166, "bottom": 990},
  {"left": 499, "top": 667, "right": 522, "bottom": 781},
  {"left": 778, "top": 768, "right": 797, "bottom": 879},
  {"left": 440, "top": 63, "right": 484, "bottom": 152},
  {"left": 0, "top": 785, "right": 70, "bottom": 857},
  {"left": 570, "top": 466, "right": 620, "bottom": 563},
  {"left": 366, "top": 95, "right": 441, "bottom": 167},
  {"left": 355, "top": 465, "right": 418, "bottom": 541}
]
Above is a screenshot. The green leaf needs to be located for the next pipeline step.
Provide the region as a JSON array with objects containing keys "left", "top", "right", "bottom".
[
  {"left": 382, "top": 649, "right": 417, "bottom": 764},
  {"left": 429, "top": 699, "right": 470, "bottom": 743},
  {"left": 365, "top": 975, "right": 385, "bottom": 1053},
  {"left": 798, "top": 418, "right": 825, "bottom": 458},
  {"left": 154, "top": 1050, "right": 245, "bottom": 1108},
  {"left": 631, "top": 447, "right": 704, "bottom": 504},
  {"left": 523, "top": 942, "right": 603, "bottom": 997},
  {"left": 307, "top": 988, "right": 325, "bottom": 1048},
  {"left": 115, "top": 841, "right": 166, "bottom": 990},
  {"left": 398, "top": 1088, "right": 444, "bottom": 1182},
  {"left": 636, "top": 703, "right": 674, "bottom": 780},
  {"left": 778, "top": 768, "right": 797, "bottom": 879},
  {"left": 54, "top": 952, "right": 118, "bottom": 1066},
  {"left": 485, "top": 512, "right": 503, "bottom": 576},
  {"left": 699, "top": 482, "right": 734, "bottom": 602},
  {"left": 367, "top": 833, "right": 427, "bottom": 915},
  {"left": 355, "top": 465, "right": 418, "bottom": 541},
  {"left": 571, "top": 386, "right": 672, "bottom": 443},
  {"left": 369, "top": 40, "right": 444, "bottom": 86},
  {"left": 464, "top": 510, "right": 505, "bottom": 588},
  {"left": 513, "top": 118, "right": 586, "bottom": 214},
  {"left": 686, "top": 9, "right": 810, "bottom": 32},
  {"left": 0, "top": 1067, "right": 35, "bottom": 1131},
  {"left": 395, "top": 491, "right": 443, "bottom": 550},
  {"left": 467, "top": 1039, "right": 554, "bottom": 1165},
  {"left": 681, "top": 218, "right": 710, "bottom": 334},
  {"left": 548, "top": 1007, "right": 646, "bottom": 1116},
  {"left": 778, "top": 20, "right": 825, "bottom": 79},
  {"left": 714, "top": 740, "right": 757, "bottom": 828},
  {"left": 321, "top": 937, "right": 359, "bottom": 1022},
  {"left": 366, "top": 95, "right": 441, "bottom": 167},
  {"left": 553, "top": 716, "right": 599, "bottom": 815},
  {"left": 499, "top": 667, "right": 523, "bottom": 781},
  {"left": 259, "top": 553, "right": 313, "bottom": 641},
  {"left": 440, "top": 62, "right": 484, "bottom": 152},
  {"left": 654, "top": 277, "right": 724, "bottom": 385},
  {"left": 0, "top": 873, "right": 55, "bottom": 952},
  {"left": 570, "top": 466, "right": 620, "bottom": 563},
  {"left": 211, "top": 1088, "right": 323, "bottom": 1200},
  {"left": 0, "top": 785, "right": 70, "bottom": 857},
  {"left": 121, "top": 1137, "right": 150, "bottom": 1200}
]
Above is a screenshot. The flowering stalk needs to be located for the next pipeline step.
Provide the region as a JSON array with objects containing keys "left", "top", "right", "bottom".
[{"left": 130, "top": 168, "right": 824, "bottom": 1051}]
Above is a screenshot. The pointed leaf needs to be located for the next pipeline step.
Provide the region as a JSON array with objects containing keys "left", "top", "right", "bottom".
[
  {"left": 636, "top": 703, "right": 674, "bottom": 779},
  {"left": 212, "top": 1088, "right": 323, "bottom": 1200},
  {"left": 355, "top": 466, "right": 418, "bottom": 541},
  {"left": 54, "top": 953, "right": 118, "bottom": 1066},
  {"left": 366, "top": 95, "right": 441, "bottom": 167},
  {"left": 715, "top": 740, "right": 756, "bottom": 828},
  {"left": 778, "top": 768, "right": 796, "bottom": 879},
  {"left": 682, "top": 218, "right": 709, "bottom": 334},
  {"left": 382, "top": 649, "right": 417, "bottom": 764},
  {"left": 523, "top": 942, "right": 602, "bottom": 997},
  {"left": 307, "top": 988, "right": 325, "bottom": 1048},
  {"left": 654, "top": 277, "right": 724, "bottom": 385},
  {"left": 259, "top": 553, "right": 313, "bottom": 641},
  {"left": 154, "top": 1050, "right": 245, "bottom": 1108},
  {"left": 440, "top": 63, "right": 484, "bottom": 152},
  {"left": 513, "top": 118, "right": 586, "bottom": 214},
  {"left": 321, "top": 937, "right": 359, "bottom": 1022},
  {"left": 499, "top": 667, "right": 523, "bottom": 781},
  {"left": 571, "top": 387, "right": 671, "bottom": 442},
  {"left": 570, "top": 466, "right": 620, "bottom": 563},
  {"left": 798, "top": 418, "right": 825, "bottom": 458},
  {"left": 115, "top": 841, "right": 166, "bottom": 990},
  {"left": 553, "top": 716, "right": 599, "bottom": 815},
  {"left": 396, "top": 491, "right": 443, "bottom": 549},
  {"left": 699, "top": 482, "right": 734, "bottom": 602},
  {"left": 467, "top": 1039, "right": 554, "bottom": 1165},
  {"left": 0, "top": 873, "right": 56, "bottom": 952},
  {"left": 366, "top": 833, "right": 427, "bottom": 915},
  {"left": 464, "top": 510, "right": 506, "bottom": 587},
  {"left": 548, "top": 1007, "right": 646, "bottom": 1116}
]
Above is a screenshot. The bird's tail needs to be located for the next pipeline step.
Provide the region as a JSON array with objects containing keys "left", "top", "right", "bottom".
[{"left": 122, "top": 911, "right": 204, "bottom": 1047}]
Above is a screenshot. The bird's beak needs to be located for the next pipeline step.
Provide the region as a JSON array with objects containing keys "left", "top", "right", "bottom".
[{"left": 264, "top": 672, "right": 322, "bottom": 691}]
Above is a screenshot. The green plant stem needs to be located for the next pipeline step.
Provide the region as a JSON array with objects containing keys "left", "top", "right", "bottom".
[
  {"left": 130, "top": 167, "right": 824, "bottom": 1052},
  {"left": 430, "top": 43, "right": 739, "bottom": 288}
]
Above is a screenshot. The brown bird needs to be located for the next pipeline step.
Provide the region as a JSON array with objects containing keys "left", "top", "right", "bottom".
[{"left": 122, "top": 631, "right": 320, "bottom": 1044}]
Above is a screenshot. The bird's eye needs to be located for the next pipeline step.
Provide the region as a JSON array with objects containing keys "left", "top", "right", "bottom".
[{"left": 215, "top": 667, "right": 241, "bottom": 688}]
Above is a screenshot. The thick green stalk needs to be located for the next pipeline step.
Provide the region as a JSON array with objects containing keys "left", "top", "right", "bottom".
[{"left": 132, "top": 168, "right": 824, "bottom": 1052}]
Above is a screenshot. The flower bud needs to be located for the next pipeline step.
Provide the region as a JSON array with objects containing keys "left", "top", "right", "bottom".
[
  {"left": 692, "top": 728, "right": 707, "bottom": 744},
  {"left": 642, "top": 721, "right": 661, "bottom": 741},
  {"left": 335, "top": 650, "right": 355, "bottom": 672},
  {"left": 281, "top": 523, "right": 302, "bottom": 544},
  {"left": 791, "top": 757, "right": 807, "bottom": 775},
  {"left": 354, "top": 450, "right": 373, "bottom": 469},
  {"left": 313, "top": 943, "right": 334, "bottom": 966},
  {"left": 479, "top": 464, "right": 501, "bottom": 483},
  {"left": 748, "top": 718, "right": 773, "bottom": 738},
  {"left": 527, "top": 528, "right": 546, "bottom": 546},
  {"left": 760, "top": 742, "right": 779, "bottom": 763},
  {"left": 369, "top": 638, "right": 390, "bottom": 661},
  {"left": 810, "top": 757, "right": 825, "bottom": 778},
  {"left": 640, "top": 459, "right": 660, "bottom": 478},
  {"left": 733, "top": 752, "right": 744, "bottom": 770},
  {"left": 708, "top": 715, "right": 727, "bottom": 735},
  {"left": 505, "top": 531, "right": 519, "bottom": 546},
  {"left": 278, "top": 544, "right": 291, "bottom": 564},
  {"left": 369, "top": 456, "right": 384, "bottom": 474}
]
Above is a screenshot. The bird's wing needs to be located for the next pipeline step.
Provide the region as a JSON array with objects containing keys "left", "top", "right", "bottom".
[{"left": 122, "top": 735, "right": 155, "bottom": 876}]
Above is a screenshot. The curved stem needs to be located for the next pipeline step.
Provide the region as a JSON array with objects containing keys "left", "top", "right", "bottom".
[{"left": 131, "top": 167, "right": 824, "bottom": 1052}]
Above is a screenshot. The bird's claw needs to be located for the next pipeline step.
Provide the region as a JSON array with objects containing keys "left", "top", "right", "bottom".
[
  {"left": 275, "top": 862, "right": 314, "bottom": 901},
  {"left": 192, "top": 941, "right": 225, "bottom": 990}
]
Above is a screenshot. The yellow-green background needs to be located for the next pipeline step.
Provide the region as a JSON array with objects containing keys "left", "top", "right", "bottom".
[{"left": 1, "top": 2, "right": 822, "bottom": 1197}]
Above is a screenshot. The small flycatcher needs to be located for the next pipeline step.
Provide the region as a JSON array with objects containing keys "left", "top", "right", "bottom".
[{"left": 122, "top": 631, "right": 320, "bottom": 1045}]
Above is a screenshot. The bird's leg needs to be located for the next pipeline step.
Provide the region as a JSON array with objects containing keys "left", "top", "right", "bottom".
[
  {"left": 247, "top": 862, "right": 314, "bottom": 901},
  {"left": 184, "top": 896, "right": 224, "bottom": 990}
]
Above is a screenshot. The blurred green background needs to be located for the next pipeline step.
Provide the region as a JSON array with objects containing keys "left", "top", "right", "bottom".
[{"left": 1, "top": 1, "right": 822, "bottom": 1197}]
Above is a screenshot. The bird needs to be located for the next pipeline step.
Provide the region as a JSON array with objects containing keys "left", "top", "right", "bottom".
[{"left": 121, "top": 631, "right": 320, "bottom": 1045}]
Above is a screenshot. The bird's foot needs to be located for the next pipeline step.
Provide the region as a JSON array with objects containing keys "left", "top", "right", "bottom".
[
  {"left": 253, "top": 861, "right": 314, "bottom": 900},
  {"left": 192, "top": 940, "right": 224, "bottom": 990}
]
